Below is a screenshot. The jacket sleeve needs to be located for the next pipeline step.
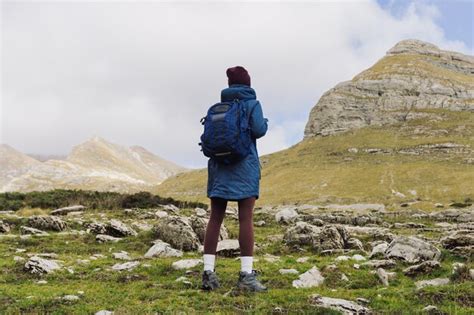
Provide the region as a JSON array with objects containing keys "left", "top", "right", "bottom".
[{"left": 249, "top": 101, "right": 268, "bottom": 139}]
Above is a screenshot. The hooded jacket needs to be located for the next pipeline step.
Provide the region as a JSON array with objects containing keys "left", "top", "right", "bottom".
[{"left": 207, "top": 84, "right": 268, "bottom": 201}]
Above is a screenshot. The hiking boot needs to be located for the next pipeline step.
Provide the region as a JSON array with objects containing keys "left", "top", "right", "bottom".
[
  {"left": 236, "top": 269, "right": 268, "bottom": 292},
  {"left": 201, "top": 269, "right": 220, "bottom": 291}
]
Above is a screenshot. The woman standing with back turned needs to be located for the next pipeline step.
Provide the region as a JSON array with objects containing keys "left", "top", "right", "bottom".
[{"left": 201, "top": 66, "right": 268, "bottom": 292}]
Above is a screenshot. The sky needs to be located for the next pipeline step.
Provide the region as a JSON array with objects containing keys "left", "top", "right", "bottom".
[{"left": 1, "top": 0, "right": 473, "bottom": 169}]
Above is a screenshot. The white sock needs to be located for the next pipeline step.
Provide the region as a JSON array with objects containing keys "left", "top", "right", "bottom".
[
  {"left": 203, "top": 254, "right": 216, "bottom": 271},
  {"left": 240, "top": 256, "right": 253, "bottom": 273}
]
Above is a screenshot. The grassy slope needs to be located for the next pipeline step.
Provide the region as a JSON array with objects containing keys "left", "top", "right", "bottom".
[
  {"left": 0, "top": 208, "right": 472, "bottom": 313},
  {"left": 155, "top": 109, "right": 474, "bottom": 207}
]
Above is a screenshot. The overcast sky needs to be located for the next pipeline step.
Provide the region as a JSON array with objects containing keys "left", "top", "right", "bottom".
[{"left": 1, "top": 0, "right": 472, "bottom": 168}]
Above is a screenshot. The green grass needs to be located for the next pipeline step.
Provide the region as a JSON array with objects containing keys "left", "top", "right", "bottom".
[
  {"left": 1, "top": 209, "right": 472, "bottom": 314},
  {"left": 155, "top": 109, "right": 474, "bottom": 207}
]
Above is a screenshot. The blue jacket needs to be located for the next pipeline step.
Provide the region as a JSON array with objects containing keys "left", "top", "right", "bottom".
[{"left": 207, "top": 84, "right": 268, "bottom": 201}]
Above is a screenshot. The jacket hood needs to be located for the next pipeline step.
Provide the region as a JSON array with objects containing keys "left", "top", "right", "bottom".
[{"left": 221, "top": 84, "right": 256, "bottom": 102}]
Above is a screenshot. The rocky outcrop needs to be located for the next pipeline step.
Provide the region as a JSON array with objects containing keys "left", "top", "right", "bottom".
[
  {"left": 24, "top": 256, "right": 61, "bottom": 274},
  {"left": 308, "top": 295, "right": 372, "bottom": 314},
  {"left": 385, "top": 236, "right": 441, "bottom": 263},
  {"left": 304, "top": 39, "right": 474, "bottom": 138},
  {"left": 28, "top": 216, "right": 67, "bottom": 232},
  {"left": 153, "top": 216, "right": 200, "bottom": 251}
]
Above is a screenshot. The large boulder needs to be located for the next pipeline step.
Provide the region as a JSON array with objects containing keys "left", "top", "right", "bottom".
[
  {"left": 28, "top": 216, "right": 67, "bottom": 232},
  {"left": 24, "top": 256, "right": 61, "bottom": 274},
  {"left": 107, "top": 219, "right": 137, "bottom": 237},
  {"left": 292, "top": 266, "right": 325, "bottom": 288},
  {"left": 385, "top": 236, "right": 441, "bottom": 263},
  {"left": 144, "top": 240, "right": 183, "bottom": 258},
  {"left": 153, "top": 216, "right": 200, "bottom": 251},
  {"left": 283, "top": 221, "right": 321, "bottom": 247},
  {"left": 189, "top": 215, "right": 228, "bottom": 243}
]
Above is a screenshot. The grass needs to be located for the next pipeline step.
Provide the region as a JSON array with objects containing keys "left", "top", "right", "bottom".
[
  {"left": 154, "top": 109, "right": 474, "bottom": 207},
  {"left": 0, "top": 208, "right": 472, "bottom": 314}
]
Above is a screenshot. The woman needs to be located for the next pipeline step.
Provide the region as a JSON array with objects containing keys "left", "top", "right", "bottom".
[{"left": 201, "top": 66, "right": 268, "bottom": 292}]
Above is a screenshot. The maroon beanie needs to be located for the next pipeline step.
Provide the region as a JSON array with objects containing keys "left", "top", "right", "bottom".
[{"left": 226, "top": 66, "right": 251, "bottom": 87}]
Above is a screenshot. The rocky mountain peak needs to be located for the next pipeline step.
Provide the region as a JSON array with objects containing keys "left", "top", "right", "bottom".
[{"left": 304, "top": 39, "right": 474, "bottom": 138}]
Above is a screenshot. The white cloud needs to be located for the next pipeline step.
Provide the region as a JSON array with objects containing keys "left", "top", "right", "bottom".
[{"left": 1, "top": 0, "right": 470, "bottom": 168}]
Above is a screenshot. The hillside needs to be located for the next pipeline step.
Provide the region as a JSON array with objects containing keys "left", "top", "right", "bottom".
[
  {"left": 155, "top": 40, "right": 474, "bottom": 207},
  {"left": 0, "top": 144, "right": 41, "bottom": 188},
  {"left": 1, "top": 137, "right": 187, "bottom": 193}
]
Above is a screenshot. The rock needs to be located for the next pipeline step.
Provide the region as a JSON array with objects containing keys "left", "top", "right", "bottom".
[
  {"left": 279, "top": 268, "right": 299, "bottom": 274},
  {"left": 20, "top": 226, "right": 48, "bottom": 236},
  {"left": 216, "top": 239, "right": 240, "bottom": 257},
  {"left": 51, "top": 205, "right": 86, "bottom": 216},
  {"left": 441, "top": 230, "right": 474, "bottom": 249},
  {"left": 153, "top": 216, "right": 200, "bottom": 251},
  {"left": 24, "top": 256, "right": 61, "bottom": 274},
  {"left": 403, "top": 261, "right": 441, "bottom": 277},
  {"left": 162, "top": 204, "right": 180, "bottom": 213},
  {"left": 96, "top": 234, "right": 121, "bottom": 243},
  {"left": 346, "top": 238, "right": 365, "bottom": 251},
  {"left": 95, "top": 311, "right": 114, "bottom": 315},
  {"left": 385, "top": 236, "right": 441, "bottom": 263},
  {"left": 315, "top": 225, "right": 350, "bottom": 251},
  {"left": 0, "top": 220, "right": 11, "bottom": 233},
  {"left": 189, "top": 215, "right": 228, "bottom": 243},
  {"left": 171, "top": 258, "right": 202, "bottom": 270},
  {"left": 283, "top": 221, "right": 321, "bottom": 246},
  {"left": 111, "top": 261, "right": 140, "bottom": 271},
  {"left": 112, "top": 251, "right": 131, "bottom": 260},
  {"left": 144, "top": 240, "right": 183, "bottom": 258},
  {"left": 341, "top": 273, "right": 349, "bottom": 281},
  {"left": 308, "top": 294, "right": 372, "bottom": 314},
  {"left": 28, "top": 216, "right": 67, "bottom": 231},
  {"left": 361, "top": 259, "right": 397, "bottom": 269},
  {"left": 263, "top": 253, "right": 281, "bottom": 263},
  {"left": 61, "top": 295, "right": 80, "bottom": 302},
  {"left": 275, "top": 207, "right": 299, "bottom": 224},
  {"left": 469, "top": 269, "right": 474, "bottom": 280},
  {"left": 304, "top": 40, "right": 474, "bottom": 138},
  {"left": 415, "top": 278, "right": 450, "bottom": 290},
  {"left": 86, "top": 222, "right": 108, "bottom": 234},
  {"left": 422, "top": 305, "right": 440, "bottom": 314},
  {"left": 107, "top": 219, "right": 137, "bottom": 237},
  {"left": 131, "top": 222, "right": 153, "bottom": 232},
  {"left": 335, "top": 255, "right": 350, "bottom": 262},
  {"left": 14, "top": 256, "right": 25, "bottom": 262},
  {"left": 370, "top": 242, "right": 389, "bottom": 258},
  {"left": 292, "top": 266, "right": 325, "bottom": 288},
  {"left": 352, "top": 254, "right": 366, "bottom": 261},
  {"left": 155, "top": 210, "right": 169, "bottom": 218},
  {"left": 195, "top": 207, "right": 207, "bottom": 217},
  {"left": 376, "top": 268, "right": 389, "bottom": 286},
  {"left": 296, "top": 256, "right": 310, "bottom": 263}
]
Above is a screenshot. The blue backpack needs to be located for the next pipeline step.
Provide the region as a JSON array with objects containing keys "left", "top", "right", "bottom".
[{"left": 199, "top": 99, "right": 253, "bottom": 165}]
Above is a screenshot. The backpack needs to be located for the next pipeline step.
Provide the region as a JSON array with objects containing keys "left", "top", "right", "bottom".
[{"left": 198, "top": 98, "right": 253, "bottom": 165}]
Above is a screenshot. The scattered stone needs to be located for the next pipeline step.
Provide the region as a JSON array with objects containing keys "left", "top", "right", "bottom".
[
  {"left": 370, "top": 242, "right": 389, "bottom": 258},
  {"left": 361, "top": 259, "right": 397, "bottom": 269},
  {"left": 28, "top": 216, "right": 67, "bottom": 231},
  {"left": 346, "top": 238, "right": 365, "bottom": 251},
  {"left": 0, "top": 220, "right": 11, "bottom": 233},
  {"left": 112, "top": 251, "right": 131, "bottom": 260},
  {"left": 308, "top": 294, "right": 371, "bottom": 314},
  {"left": 162, "top": 204, "right": 180, "bottom": 213},
  {"left": 195, "top": 207, "right": 207, "bottom": 217},
  {"left": 403, "top": 261, "right": 441, "bottom": 277},
  {"left": 216, "top": 239, "right": 240, "bottom": 257},
  {"left": 155, "top": 210, "right": 169, "bottom": 218},
  {"left": 422, "top": 305, "right": 440, "bottom": 314},
  {"left": 153, "top": 216, "right": 200, "bottom": 251},
  {"left": 86, "top": 222, "right": 108, "bottom": 234},
  {"left": 20, "top": 226, "right": 48, "bottom": 236},
  {"left": 111, "top": 261, "right": 140, "bottom": 271},
  {"left": 144, "top": 240, "right": 183, "bottom": 258},
  {"left": 51, "top": 205, "right": 86, "bottom": 216},
  {"left": 14, "top": 256, "right": 25, "bottom": 262},
  {"left": 24, "top": 256, "right": 61, "bottom": 274},
  {"left": 376, "top": 268, "right": 389, "bottom": 286},
  {"left": 292, "top": 266, "right": 325, "bottom": 288},
  {"left": 283, "top": 221, "right": 321, "bottom": 246},
  {"left": 263, "top": 254, "right": 281, "bottom": 263},
  {"left": 95, "top": 311, "right": 114, "bottom": 315},
  {"left": 107, "top": 219, "right": 137, "bottom": 237},
  {"left": 255, "top": 220, "right": 266, "bottom": 227},
  {"left": 341, "top": 273, "right": 349, "bottom": 281},
  {"left": 171, "top": 258, "right": 202, "bottom": 270},
  {"left": 61, "top": 295, "right": 80, "bottom": 302},
  {"left": 296, "top": 256, "right": 310, "bottom": 263},
  {"left": 96, "top": 234, "right": 121, "bottom": 243},
  {"left": 275, "top": 207, "right": 299, "bottom": 224},
  {"left": 352, "top": 254, "right": 366, "bottom": 261},
  {"left": 415, "top": 278, "right": 450, "bottom": 290},
  {"left": 131, "top": 222, "right": 153, "bottom": 232},
  {"left": 385, "top": 236, "right": 441, "bottom": 263},
  {"left": 279, "top": 268, "right": 299, "bottom": 274}
]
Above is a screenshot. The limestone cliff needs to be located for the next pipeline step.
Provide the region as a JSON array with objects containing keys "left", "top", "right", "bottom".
[{"left": 304, "top": 39, "right": 474, "bottom": 138}]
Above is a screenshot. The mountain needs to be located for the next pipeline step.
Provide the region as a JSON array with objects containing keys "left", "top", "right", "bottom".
[
  {"left": 154, "top": 39, "right": 474, "bottom": 206},
  {"left": 1, "top": 137, "right": 187, "bottom": 193},
  {"left": 304, "top": 39, "right": 473, "bottom": 137},
  {"left": 0, "top": 144, "right": 41, "bottom": 189}
]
